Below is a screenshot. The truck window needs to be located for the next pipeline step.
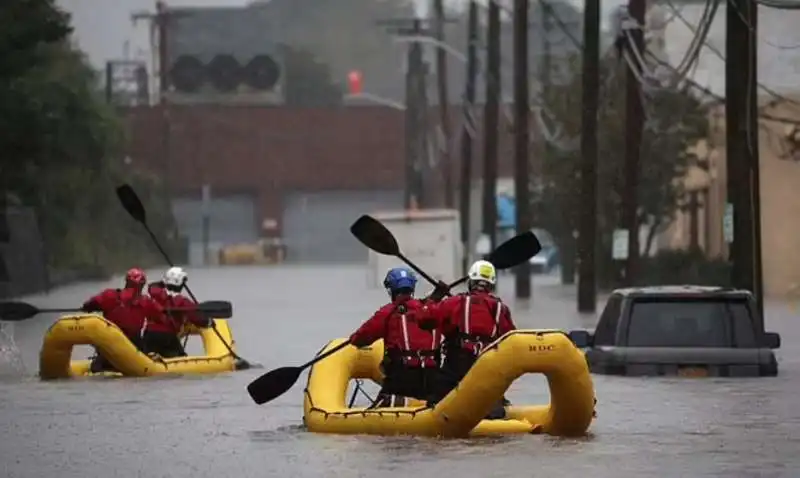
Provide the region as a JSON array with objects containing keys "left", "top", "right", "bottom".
[
  {"left": 593, "top": 295, "right": 622, "bottom": 345},
  {"left": 626, "top": 297, "right": 751, "bottom": 348},
  {"left": 728, "top": 301, "right": 758, "bottom": 348}
]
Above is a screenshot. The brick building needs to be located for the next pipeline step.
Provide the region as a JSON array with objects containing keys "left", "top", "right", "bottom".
[{"left": 123, "top": 104, "right": 519, "bottom": 264}]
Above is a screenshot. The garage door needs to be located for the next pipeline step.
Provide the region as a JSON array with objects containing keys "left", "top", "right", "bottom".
[
  {"left": 282, "top": 190, "right": 403, "bottom": 263},
  {"left": 171, "top": 194, "right": 257, "bottom": 265}
]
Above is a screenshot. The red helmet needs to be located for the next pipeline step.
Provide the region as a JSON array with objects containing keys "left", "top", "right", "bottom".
[{"left": 125, "top": 268, "right": 147, "bottom": 288}]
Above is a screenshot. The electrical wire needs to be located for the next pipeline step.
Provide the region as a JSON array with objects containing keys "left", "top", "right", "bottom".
[
  {"left": 726, "top": 0, "right": 800, "bottom": 48},
  {"left": 663, "top": 0, "right": 800, "bottom": 109},
  {"left": 646, "top": 50, "right": 800, "bottom": 127},
  {"left": 753, "top": 0, "right": 800, "bottom": 10}
]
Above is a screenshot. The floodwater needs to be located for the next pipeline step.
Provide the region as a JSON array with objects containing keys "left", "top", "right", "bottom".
[{"left": 1, "top": 265, "right": 799, "bottom": 478}]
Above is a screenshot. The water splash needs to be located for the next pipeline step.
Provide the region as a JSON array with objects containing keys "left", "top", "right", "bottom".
[{"left": 0, "top": 322, "right": 27, "bottom": 377}]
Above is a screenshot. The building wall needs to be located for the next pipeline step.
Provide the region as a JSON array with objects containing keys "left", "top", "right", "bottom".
[
  {"left": 661, "top": 99, "right": 800, "bottom": 298},
  {"left": 122, "top": 103, "right": 521, "bottom": 247}
]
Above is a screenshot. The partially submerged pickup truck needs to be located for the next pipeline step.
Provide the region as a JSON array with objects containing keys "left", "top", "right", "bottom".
[{"left": 568, "top": 285, "right": 781, "bottom": 377}]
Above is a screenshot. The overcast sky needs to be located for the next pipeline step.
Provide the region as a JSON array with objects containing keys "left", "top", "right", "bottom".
[
  {"left": 57, "top": 0, "right": 800, "bottom": 95},
  {"left": 57, "top": 0, "right": 630, "bottom": 67}
]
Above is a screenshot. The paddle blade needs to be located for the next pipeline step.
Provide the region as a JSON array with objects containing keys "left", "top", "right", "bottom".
[
  {"left": 116, "top": 184, "right": 147, "bottom": 224},
  {"left": 195, "top": 300, "right": 233, "bottom": 319},
  {"left": 0, "top": 301, "right": 40, "bottom": 321},
  {"left": 488, "top": 231, "right": 543, "bottom": 270},
  {"left": 350, "top": 215, "right": 400, "bottom": 256},
  {"left": 247, "top": 366, "right": 303, "bottom": 405}
]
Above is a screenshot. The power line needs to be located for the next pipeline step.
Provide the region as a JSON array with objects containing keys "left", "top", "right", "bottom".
[{"left": 663, "top": 0, "right": 800, "bottom": 106}]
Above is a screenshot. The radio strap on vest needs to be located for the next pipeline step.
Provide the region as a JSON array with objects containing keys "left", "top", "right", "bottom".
[{"left": 459, "top": 295, "right": 504, "bottom": 355}]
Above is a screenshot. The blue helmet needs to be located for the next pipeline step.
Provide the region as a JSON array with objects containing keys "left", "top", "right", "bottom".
[{"left": 383, "top": 267, "right": 417, "bottom": 295}]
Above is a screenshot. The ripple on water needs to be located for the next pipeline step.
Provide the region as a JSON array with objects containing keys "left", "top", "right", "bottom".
[{"left": 1, "top": 268, "right": 800, "bottom": 477}]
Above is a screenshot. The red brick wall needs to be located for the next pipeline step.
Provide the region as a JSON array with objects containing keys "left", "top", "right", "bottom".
[{"left": 122, "top": 104, "right": 521, "bottom": 224}]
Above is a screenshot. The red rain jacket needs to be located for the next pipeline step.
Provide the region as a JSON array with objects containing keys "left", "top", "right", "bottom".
[
  {"left": 83, "top": 288, "right": 164, "bottom": 339},
  {"left": 420, "top": 291, "right": 515, "bottom": 354},
  {"left": 350, "top": 295, "right": 442, "bottom": 368},
  {"left": 146, "top": 283, "right": 207, "bottom": 334}
]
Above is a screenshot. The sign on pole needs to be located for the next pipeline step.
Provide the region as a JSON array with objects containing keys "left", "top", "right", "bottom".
[
  {"left": 612, "top": 229, "right": 629, "bottom": 260},
  {"left": 723, "top": 203, "right": 734, "bottom": 244}
]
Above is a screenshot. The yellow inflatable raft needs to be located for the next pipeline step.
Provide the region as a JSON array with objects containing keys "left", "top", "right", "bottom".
[
  {"left": 303, "top": 329, "right": 596, "bottom": 438},
  {"left": 39, "top": 314, "right": 242, "bottom": 379}
]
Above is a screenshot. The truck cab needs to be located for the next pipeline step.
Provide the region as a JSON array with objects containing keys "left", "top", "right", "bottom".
[{"left": 567, "top": 285, "right": 781, "bottom": 377}]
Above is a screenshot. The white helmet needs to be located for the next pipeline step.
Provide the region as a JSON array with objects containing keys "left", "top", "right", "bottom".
[
  {"left": 163, "top": 267, "right": 187, "bottom": 290},
  {"left": 468, "top": 260, "right": 497, "bottom": 286}
]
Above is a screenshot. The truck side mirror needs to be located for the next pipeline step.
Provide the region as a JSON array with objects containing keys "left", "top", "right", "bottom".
[
  {"left": 763, "top": 332, "right": 781, "bottom": 349},
  {"left": 568, "top": 330, "right": 593, "bottom": 348}
]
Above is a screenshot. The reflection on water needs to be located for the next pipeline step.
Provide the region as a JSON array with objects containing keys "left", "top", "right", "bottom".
[{"left": 0, "top": 267, "right": 798, "bottom": 477}]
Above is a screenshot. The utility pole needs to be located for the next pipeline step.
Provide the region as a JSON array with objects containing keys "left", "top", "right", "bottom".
[
  {"left": 725, "top": 0, "right": 763, "bottom": 318},
  {"left": 131, "top": 1, "right": 182, "bottom": 202},
  {"left": 380, "top": 19, "right": 432, "bottom": 210},
  {"left": 459, "top": 1, "right": 479, "bottom": 276},
  {"left": 481, "top": 1, "right": 501, "bottom": 253},
  {"left": 433, "top": 0, "right": 454, "bottom": 209},
  {"left": 0, "top": 192, "right": 7, "bottom": 296},
  {"left": 513, "top": 0, "right": 532, "bottom": 298},
  {"left": 414, "top": 20, "right": 432, "bottom": 209},
  {"left": 621, "top": 0, "right": 644, "bottom": 286},
  {"left": 406, "top": 19, "right": 426, "bottom": 209},
  {"left": 541, "top": 1, "right": 576, "bottom": 285},
  {"left": 577, "top": 0, "right": 601, "bottom": 313}
]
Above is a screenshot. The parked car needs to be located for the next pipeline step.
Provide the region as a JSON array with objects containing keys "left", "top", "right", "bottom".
[
  {"left": 529, "top": 228, "right": 560, "bottom": 274},
  {"left": 567, "top": 285, "right": 781, "bottom": 377}
]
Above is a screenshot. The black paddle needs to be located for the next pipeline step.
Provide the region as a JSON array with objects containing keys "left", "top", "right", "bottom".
[
  {"left": 116, "top": 184, "right": 254, "bottom": 369},
  {"left": 247, "top": 340, "right": 351, "bottom": 405},
  {"left": 443, "top": 230, "right": 543, "bottom": 290},
  {"left": 246, "top": 220, "right": 543, "bottom": 406},
  {"left": 0, "top": 300, "right": 234, "bottom": 322},
  {"left": 350, "top": 215, "right": 442, "bottom": 287},
  {"left": 351, "top": 214, "right": 542, "bottom": 290}
]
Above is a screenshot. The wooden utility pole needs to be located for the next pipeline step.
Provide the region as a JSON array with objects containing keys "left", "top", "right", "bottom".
[
  {"left": 406, "top": 20, "right": 427, "bottom": 209},
  {"left": 725, "top": 0, "right": 763, "bottom": 317},
  {"left": 621, "top": 0, "right": 645, "bottom": 286},
  {"left": 433, "top": 0, "right": 454, "bottom": 209},
  {"left": 459, "top": 2, "right": 479, "bottom": 276},
  {"left": 481, "top": 1, "right": 501, "bottom": 253},
  {"left": 577, "top": 0, "right": 601, "bottom": 313},
  {"left": 131, "top": 1, "right": 181, "bottom": 200},
  {"left": 0, "top": 192, "right": 7, "bottom": 294},
  {"left": 380, "top": 19, "right": 432, "bottom": 209},
  {"left": 513, "top": 0, "right": 532, "bottom": 298}
]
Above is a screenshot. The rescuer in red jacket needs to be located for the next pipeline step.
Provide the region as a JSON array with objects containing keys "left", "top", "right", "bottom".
[
  {"left": 82, "top": 268, "right": 165, "bottom": 372},
  {"left": 349, "top": 267, "right": 442, "bottom": 407},
  {"left": 421, "top": 260, "right": 516, "bottom": 419},
  {"left": 146, "top": 266, "right": 212, "bottom": 358}
]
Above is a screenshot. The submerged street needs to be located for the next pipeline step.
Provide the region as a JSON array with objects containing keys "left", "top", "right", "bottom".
[{"left": 1, "top": 265, "right": 799, "bottom": 477}]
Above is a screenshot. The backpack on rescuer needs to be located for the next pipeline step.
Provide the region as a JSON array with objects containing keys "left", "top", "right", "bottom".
[
  {"left": 449, "top": 292, "right": 504, "bottom": 356},
  {"left": 382, "top": 302, "right": 441, "bottom": 369},
  {"left": 381, "top": 268, "right": 441, "bottom": 368}
]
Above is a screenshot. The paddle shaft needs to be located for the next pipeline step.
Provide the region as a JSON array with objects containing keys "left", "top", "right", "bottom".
[
  {"left": 144, "top": 228, "right": 200, "bottom": 303},
  {"left": 301, "top": 340, "right": 351, "bottom": 370},
  {"left": 131, "top": 194, "right": 244, "bottom": 363},
  {"left": 395, "top": 251, "right": 441, "bottom": 289}
]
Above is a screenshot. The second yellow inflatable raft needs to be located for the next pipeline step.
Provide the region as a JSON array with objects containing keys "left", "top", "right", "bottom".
[
  {"left": 39, "top": 314, "right": 243, "bottom": 379},
  {"left": 303, "top": 329, "right": 596, "bottom": 438}
]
